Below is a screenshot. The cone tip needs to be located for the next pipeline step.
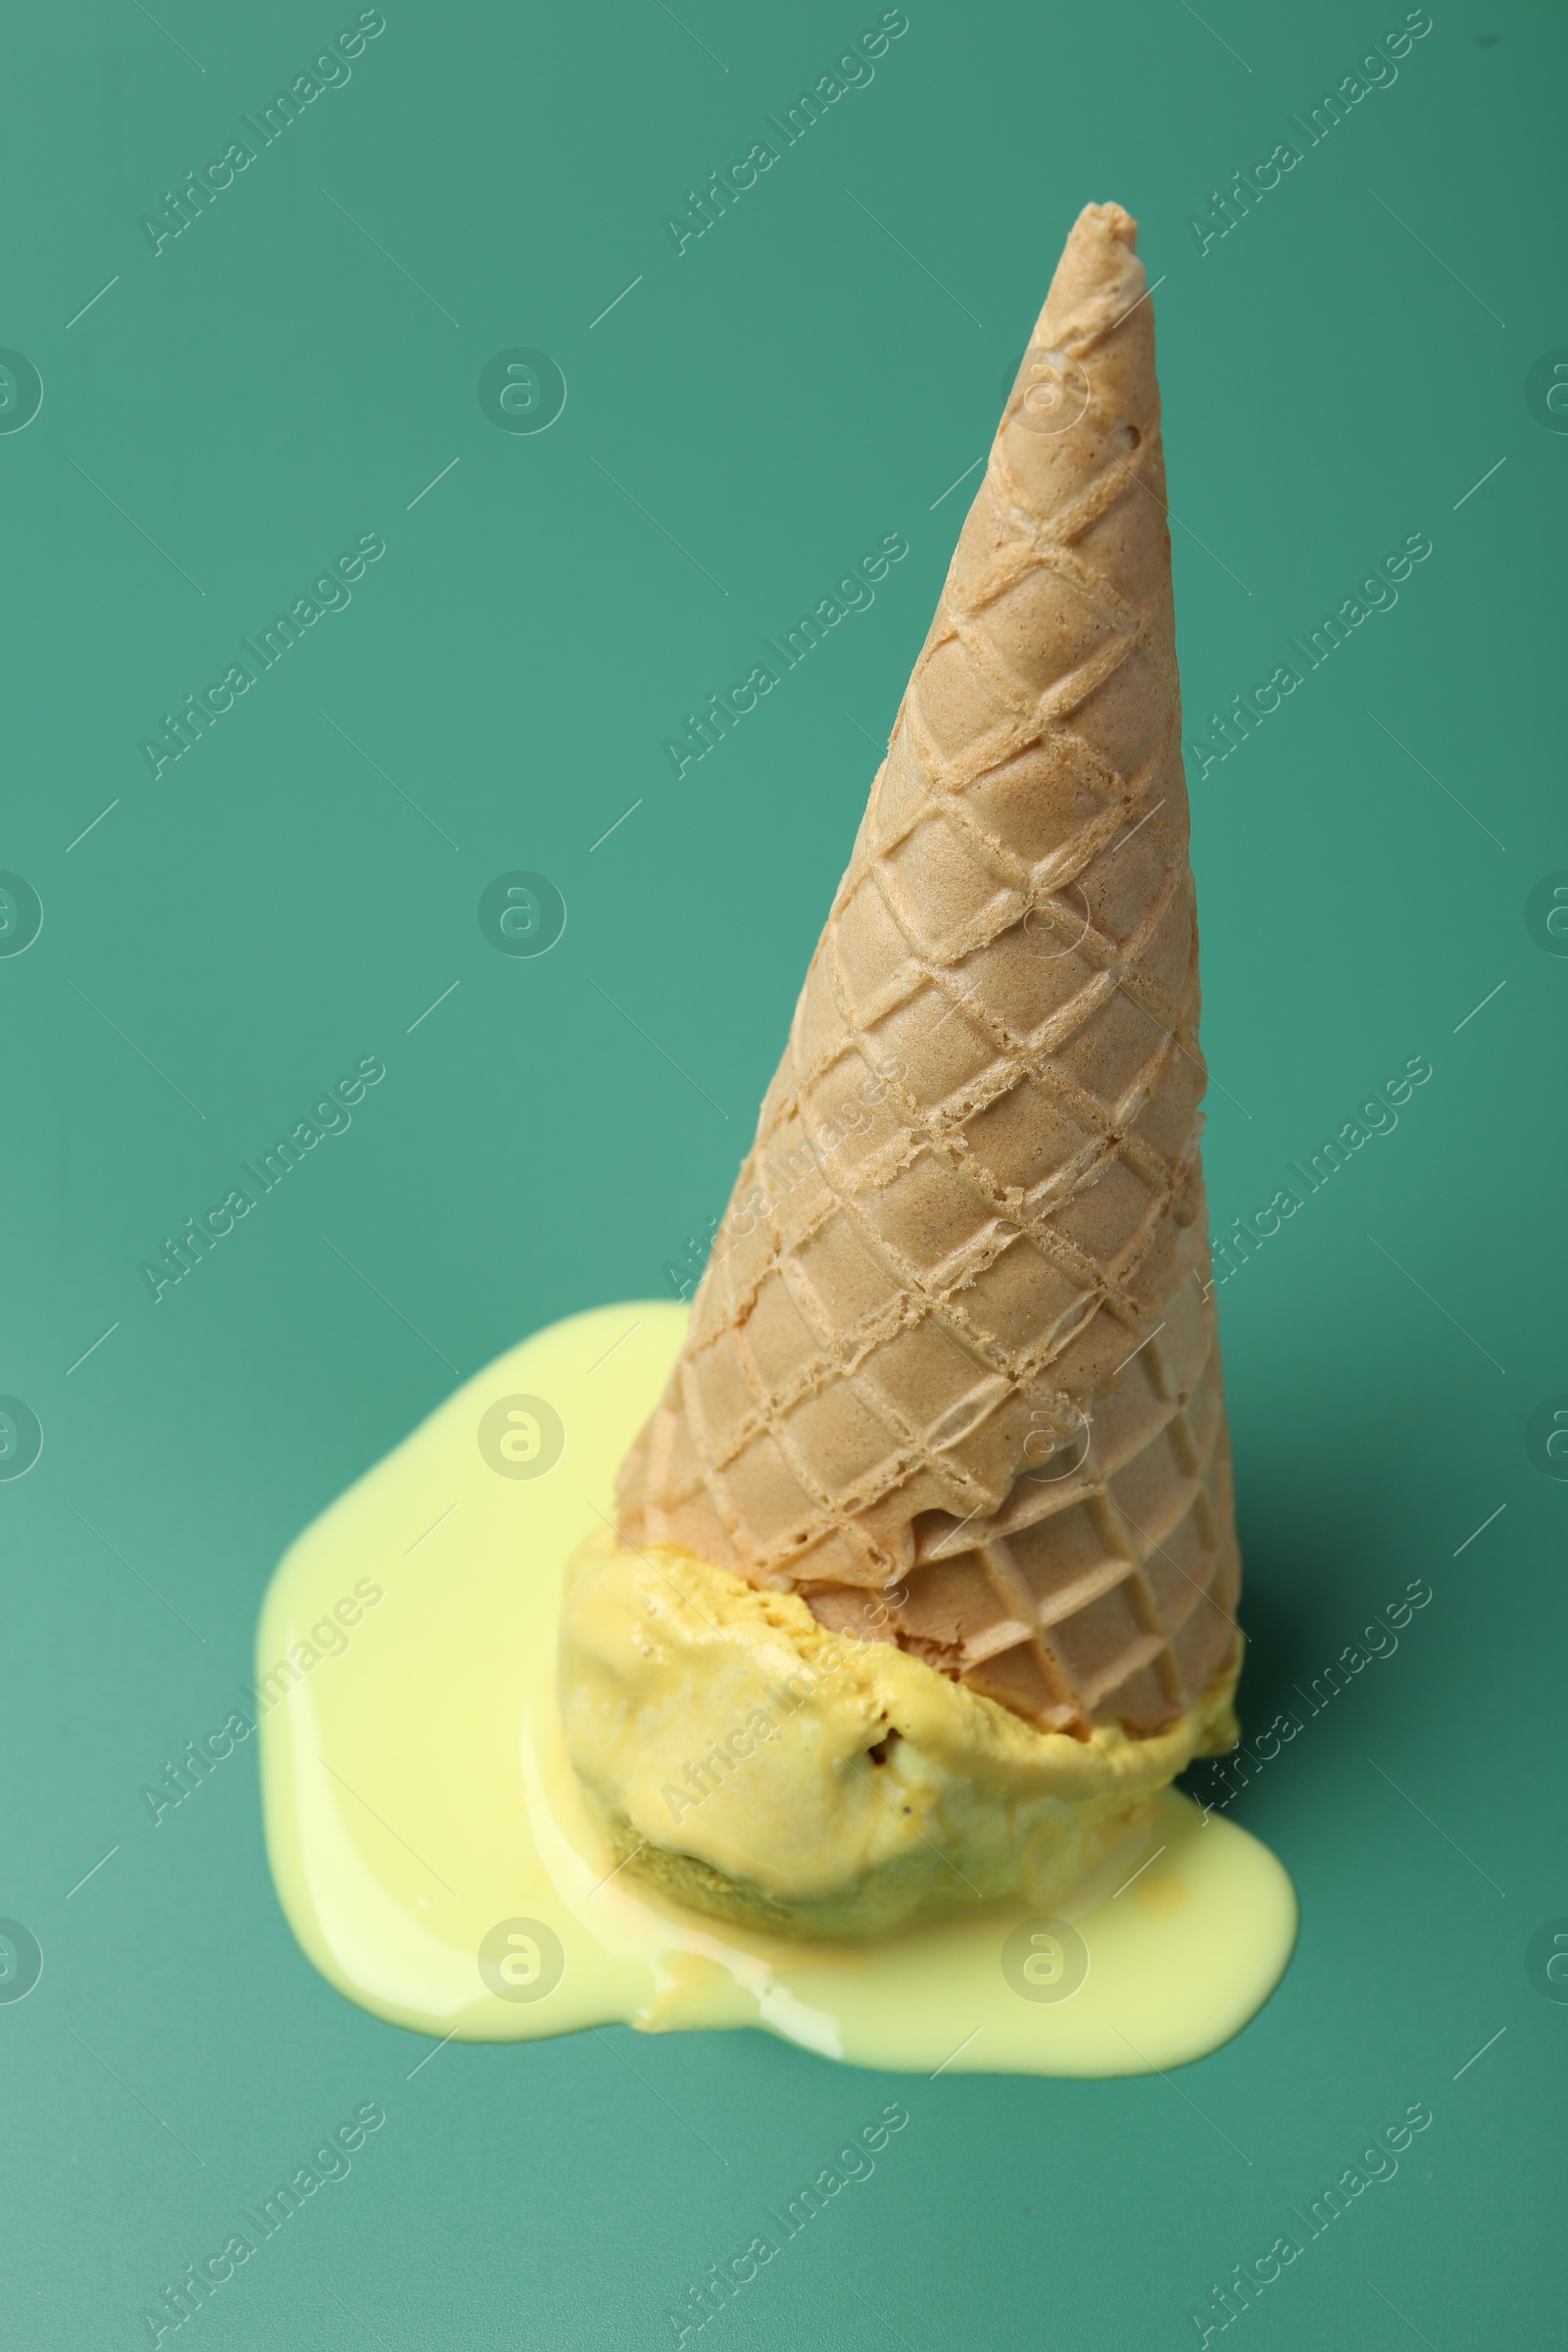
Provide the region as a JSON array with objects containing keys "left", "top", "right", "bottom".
[
  {"left": 1064, "top": 201, "right": 1144, "bottom": 288},
  {"left": 1075, "top": 200, "right": 1139, "bottom": 249},
  {"left": 1032, "top": 201, "right": 1147, "bottom": 350}
]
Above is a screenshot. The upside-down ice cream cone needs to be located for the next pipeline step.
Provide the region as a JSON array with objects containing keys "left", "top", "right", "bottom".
[{"left": 560, "top": 202, "right": 1243, "bottom": 1938}]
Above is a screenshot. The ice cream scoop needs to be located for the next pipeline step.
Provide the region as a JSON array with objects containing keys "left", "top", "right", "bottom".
[{"left": 560, "top": 1526, "right": 1238, "bottom": 1939}]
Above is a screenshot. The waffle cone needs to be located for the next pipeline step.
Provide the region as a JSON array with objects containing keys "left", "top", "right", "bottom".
[{"left": 617, "top": 202, "right": 1240, "bottom": 1739}]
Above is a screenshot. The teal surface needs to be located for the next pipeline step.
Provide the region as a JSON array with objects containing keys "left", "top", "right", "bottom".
[{"left": 2, "top": 2, "right": 1562, "bottom": 2344}]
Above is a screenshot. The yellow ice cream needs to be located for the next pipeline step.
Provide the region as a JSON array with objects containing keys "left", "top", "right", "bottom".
[
  {"left": 258, "top": 1299, "right": 1295, "bottom": 2071},
  {"left": 559, "top": 1526, "right": 1241, "bottom": 1939}
]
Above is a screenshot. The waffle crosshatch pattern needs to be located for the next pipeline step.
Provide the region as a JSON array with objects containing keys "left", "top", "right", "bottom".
[{"left": 619, "top": 206, "right": 1240, "bottom": 1737}]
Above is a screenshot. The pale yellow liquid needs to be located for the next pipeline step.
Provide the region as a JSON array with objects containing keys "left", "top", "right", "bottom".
[{"left": 258, "top": 1301, "right": 1296, "bottom": 2075}]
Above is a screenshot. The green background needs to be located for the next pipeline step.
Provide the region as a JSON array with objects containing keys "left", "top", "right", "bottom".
[{"left": 3, "top": 0, "right": 1562, "bottom": 2343}]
